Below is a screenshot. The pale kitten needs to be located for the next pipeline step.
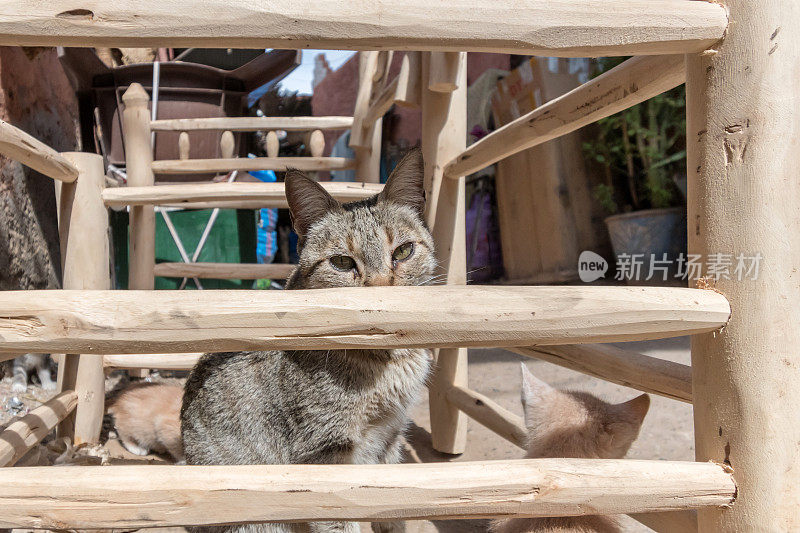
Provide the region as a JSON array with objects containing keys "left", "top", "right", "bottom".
[
  {"left": 107, "top": 381, "right": 184, "bottom": 462},
  {"left": 491, "top": 364, "right": 650, "bottom": 533}
]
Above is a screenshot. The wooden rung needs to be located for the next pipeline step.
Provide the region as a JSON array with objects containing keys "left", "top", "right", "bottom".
[
  {"left": 152, "top": 156, "right": 356, "bottom": 175},
  {"left": 103, "top": 353, "right": 202, "bottom": 370},
  {"left": 0, "top": 459, "right": 734, "bottom": 528},
  {"left": 0, "top": 120, "right": 79, "bottom": 183},
  {"left": 151, "top": 116, "right": 354, "bottom": 132},
  {"left": 0, "top": 1, "right": 727, "bottom": 57},
  {"left": 102, "top": 181, "right": 383, "bottom": 209},
  {"left": 154, "top": 262, "right": 295, "bottom": 280},
  {"left": 0, "top": 391, "right": 77, "bottom": 467},
  {"left": 446, "top": 385, "right": 527, "bottom": 449},
  {"left": 445, "top": 55, "right": 685, "bottom": 178},
  {"left": 0, "top": 286, "right": 730, "bottom": 355},
  {"left": 511, "top": 344, "right": 692, "bottom": 403}
]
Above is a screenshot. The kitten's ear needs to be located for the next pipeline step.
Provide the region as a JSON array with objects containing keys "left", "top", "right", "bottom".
[
  {"left": 520, "top": 363, "right": 555, "bottom": 426},
  {"left": 615, "top": 393, "right": 651, "bottom": 426},
  {"left": 378, "top": 147, "right": 425, "bottom": 216},
  {"left": 284, "top": 169, "right": 339, "bottom": 238},
  {"left": 604, "top": 394, "right": 651, "bottom": 457}
]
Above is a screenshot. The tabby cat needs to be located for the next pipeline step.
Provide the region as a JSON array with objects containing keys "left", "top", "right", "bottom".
[{"left": 181, "top": 149, "right": 434, "bottom": 533}]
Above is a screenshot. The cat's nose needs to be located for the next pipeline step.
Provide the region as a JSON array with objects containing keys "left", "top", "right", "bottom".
[{"left": 364, "top": 273, "right": 394, "bottom": 286}]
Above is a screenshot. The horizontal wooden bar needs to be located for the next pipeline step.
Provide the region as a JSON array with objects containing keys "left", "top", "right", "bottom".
[
  {"left": 0, "top": 286, "right": 730, "bottom": 354},
  {"left": 152, "top": 156, "right": 356, "bottom": 175},
  {"left": 0, "top": 458, "right": 735, "bottom": 528},
  {"left": 446, "top": 385, "right": 527, "bottom": 449},
  {"left": 0, "top": 391, "right": 77, "bottom": 467},
  {"left": 0, "top": 1, "right": 727, "bottom": 56},
  {"left": 103, "top": 181, "right": 383, "bottom": 208},
  {"left": 445, "top": 55, "right": 685, "bottom": 178},
  {"left": 103, "top": 353, "right": 202, "bottom": 370},
  {"left": 150, "top": 116, "right": 354, "bottom": 132},
  {"left": 512, "top": 343, "right": 692, "bottom": 403},
  {"left": 154, "top": 262, "right": 295, "bottom": 280},
  {"left": 0, "top": 120, "right": 78, "bottom": 182}
]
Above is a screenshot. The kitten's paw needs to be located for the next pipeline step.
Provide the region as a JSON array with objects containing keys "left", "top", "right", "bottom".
[
  {"left": 119, "top": 440, "right": 150, "bottom": 456},
  {"left": 11, "top": 381, "right": 26, "bottom": 393},
  {"left": 40, "top": 379, "right": 57, "bottom": 391}
]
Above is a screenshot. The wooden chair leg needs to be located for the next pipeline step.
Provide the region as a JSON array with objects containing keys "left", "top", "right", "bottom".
[
  {"left": 422, "top": 52, "right": 469, "bottom": 454},
  {"left": 56, "top": 152, "right": 110, "bottom": 444}
]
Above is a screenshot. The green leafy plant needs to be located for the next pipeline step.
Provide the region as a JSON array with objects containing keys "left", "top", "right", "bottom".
[{"left": 583, "top": 57, "right": 686, "bottom": 215}]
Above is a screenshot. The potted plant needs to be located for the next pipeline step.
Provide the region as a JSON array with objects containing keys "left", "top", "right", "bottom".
[{"left": 583, "top": 57, "right": 687, "bottom": 284}]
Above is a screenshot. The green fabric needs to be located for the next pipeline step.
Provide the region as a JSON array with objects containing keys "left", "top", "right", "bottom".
[{"left": 111, "top": 209, "right": 256, "bottom": 290}]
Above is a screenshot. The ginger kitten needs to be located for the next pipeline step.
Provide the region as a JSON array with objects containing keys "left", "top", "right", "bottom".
[
  {"left": 491, "top": 365, "right": 650, "bottom": 533},
  {"left": 107, "top": 381, "right": 184, "bottom": 462}
]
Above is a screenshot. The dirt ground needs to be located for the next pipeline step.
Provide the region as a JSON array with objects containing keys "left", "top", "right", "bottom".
[{"left": 1, "top": 337, "right": 692, "bottom": 532}]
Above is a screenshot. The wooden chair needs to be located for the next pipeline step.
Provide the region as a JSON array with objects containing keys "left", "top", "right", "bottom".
[{"left": 0, "top": 1, "right": 794, "bottom": 531}]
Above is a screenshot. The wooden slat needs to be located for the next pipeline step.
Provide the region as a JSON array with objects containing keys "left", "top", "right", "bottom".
[
  {"left": 151, "top": 116, "right": 354, "bottom": 132},
  {"left": 0, "top": 391, "right": 78, "bottom": 467},
  {"left": 445, "top": 55, "right": 686, "bottom": 178},
  {"left": 446, "top": 385, "right": 527, "bottom": 449},
  {"left": 103, "top": 353, "right": 202, "bottom": 370},
  {"left": 103, "top": 182, "right": 383, "bottom": 208},
  {"left": 0, "top": 286, "right": 730, "bottom": 355},
  {"left": 154, "top": 262, "right": 295, "bottom": 280},
  {"left": 0, "top": 120, "right": 78, "bottom": 182},
  {"left": 512, "top": 344, "right": 693, "bottom": 403},
  {"left": 152, "top": 156, "right": 356, "bottom": 175},
  {"left": 0, "top": 459, "right": 734, "bottom": 528},
  {"left": 0, "top": 1, "right": 726, "bottom": 56}
]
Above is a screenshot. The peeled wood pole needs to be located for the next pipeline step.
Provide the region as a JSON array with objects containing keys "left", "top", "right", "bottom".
[
  {"left": 55, "top": 153, "right": 110, "bottom": 444},
  {"left": 351, "top": 51, "right": 382, "bottom": 183},
  {"left": 123, "top": 83, "right": 154, "bottom": 379},
  {"left": 422, "top": 51, "right": 469, "bottom": 454},
  {"left": 686, "top": 2, "right": 800, "bottom": 530},
  {"left": 123, "top": 83, "right": 155, "bottom": 293},
  {"left": 0, "top": 459, "right": 735, "bottom": 529},
  {"left": 0, "top": 391, "right": 78, "bottom": 466}
]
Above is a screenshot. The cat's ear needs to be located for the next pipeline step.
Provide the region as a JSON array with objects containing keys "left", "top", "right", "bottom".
[
  {"left": 379, "top": 147, "right": 425, "bottom": 216},
  {"left": 603, "top": 394, "right": 650, "bottom": 456},
  {"left": 614, "top": 393, "right": 651, "bottom": 426},
  {"left": 520, "top": 363, "right": 555, "bottom": 427},
  {"left": 284, "top": 169, "right": 340, "bottom": 238}
]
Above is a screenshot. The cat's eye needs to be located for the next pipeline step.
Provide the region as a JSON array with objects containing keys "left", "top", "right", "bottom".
[
  {"left": 392, "top": 242, "right": 414, "bottom": 262},
  {"left": 329, "top": 255, "right": 356, "bottom": 272}
]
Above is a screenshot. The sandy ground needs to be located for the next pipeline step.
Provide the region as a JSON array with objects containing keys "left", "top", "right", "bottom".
[{"left": 1, "top": 337, "right": 692, "bottom": 532}]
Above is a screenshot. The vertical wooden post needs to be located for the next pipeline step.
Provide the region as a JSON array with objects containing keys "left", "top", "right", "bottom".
[
  {"left": 123, "top": 83, "right": 154, "bottom": 379},
  {"left": 265, "top": 131, "right": 279, "bottom": 158},
  {"left": 178, "top": 131, "right": 190, "bottom": 160},
  {"left": 351, "top": 51, "right": 381, "bottom": 183},
  {"left": 422, "top": 52, "right": 468, "bottom": 454},
  {"left": 220, "top": 130, "right": 235, "bottom": 160},
  {"left": 56, "top": 152, "right": 110, "bottom": 444},
  {"left": 686, "top": 2, "right": 800, "bottom": 530}
]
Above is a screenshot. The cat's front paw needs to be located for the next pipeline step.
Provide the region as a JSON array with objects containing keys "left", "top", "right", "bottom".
[{"left": 11, "top": 380, "right": 26, "bottom": 393}]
